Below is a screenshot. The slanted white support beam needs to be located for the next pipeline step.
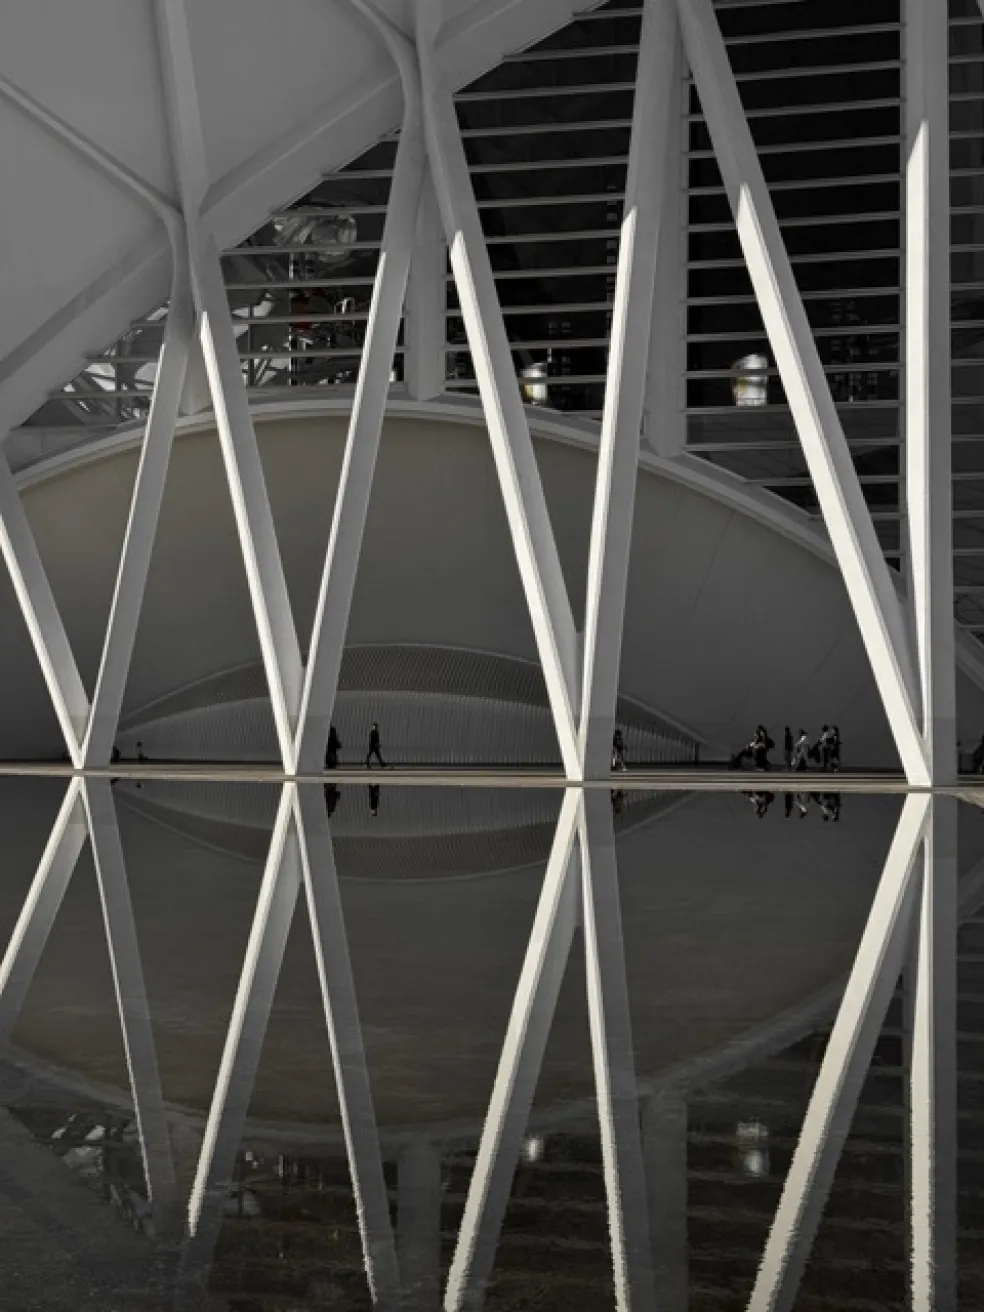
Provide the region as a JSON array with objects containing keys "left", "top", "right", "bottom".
[
  {"left": 405, "top": 174, "right": 448, "bottom": 402},
  {"left": 293, "top": 785, "right": 402, "bottom": 1309},
  {"left": 0, "top": 779, "right": 85, "bottom": 1041},
  {"left": 444, "top": 789, "right": 580, "bottom": 1312},
  {"left": 748, "top": 794, "right": 930, "bottom": 1312},
  {"left": 186, "top": 785, "right": 299, "bottom": 1247},
  {"left": 0, "top": 455, "right": 88, "bottom": 764},
  {"left": 155, "top": 0, "right": 302, "bottom": 771},
  {"left": 83, "top": 251, "right": 194, "bottom": 766},
  {"left": 297, "top": 17, "right": 427, "bottom": 770},
  {"left": 82, "top": 779, "right": 176, "bottom": 1225},
  {"left": 578, "top": 789, "right": 655, "bottom": 1312},
  {"left": 643, "top": 28, "right": 687, "bottom": 460},
  {"left": 413, "top": 0, "right": 581, "bottom": 778},
  {"left": 905, "top": 0, "right": 956, "bottom": 782},
  {"left": 580, "top": 0, "right": 679, "bottom": 775},
  {"left": 909, "top": 795, "right": 958, "bottom": 1312},
  {"left": 195, "top": 236, "right": 304, "bottom": 768},
  {"left": 676, "top": 0, "right": 929, "bottom": 785}
]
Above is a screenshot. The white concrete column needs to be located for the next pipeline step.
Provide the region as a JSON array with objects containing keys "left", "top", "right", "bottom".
[
  {"left": 905, "top": 0, "right": 956, "bottom": 782},
  {"left": 413, "top": 0, "right": 580, "bottom": 777},
  {"left": 187, "top": 787, "right": 299, "bottom": 1250},
  {"left": 748, "top": 794, "right": 930, "bottom": 1312},
  {"left": 297, "top": 90, "right": 427, "bottom": 772},
  {"left": 676, "top": 0, "right": 928, "bottom": 784},
  {"left": 83, "top": 778, "right": 176, "bottom": 1230},
  {"left": 0, "top": 779, "right": 85, "bottom": 1040},
  {"left": 580, "top": 0, "right": 682, "bottom": 775},
  {"left": 293, "top": 785, "right": 402, "bottom": 1309},
  {"left": 578, "top": 788, "right": 655, "bottom": 1312},
  {"left": 84, "top": 245, "right": 194, "bottom": 766},
  {"left": 405, "top": 174, "right": 447, "bottom": 401},
  {"left": 398, "top": 1137, "right": 443, "bottom": 1312},
  {"left": 445, "top": 791, "right": 580, "bottom": 1312},
  {"left": 0, "top": 453, "right": 88, "bottom": 764},
  {"left": 909, "top": 795, "right": 958, "bottom": 1312}
]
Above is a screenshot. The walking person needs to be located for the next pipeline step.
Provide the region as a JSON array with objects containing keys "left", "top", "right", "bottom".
[
  {"left": 973, "top": 734, "right": 984, "bottom": 774},
  {"left": 366, "top": 721, "right": 387, "bottom": 770},
  {"left": 817, "top": 725, "right": 832, "bottom": 770},
  {"left": 793, "top": 728, "right": 811, "bottom": 772},
  {"left": 612, "top": 727, "right": 627, "bottom": 772},
  {"left": 783, "top": 725, "right": 793, "bottom": 771},
  {"left": 325, "top": 724, "right": 342, "bottom": 770}
]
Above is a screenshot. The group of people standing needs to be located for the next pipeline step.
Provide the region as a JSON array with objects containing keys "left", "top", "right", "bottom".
[{"left": 733, "top": 724, "right": 841, "bottom": 773}]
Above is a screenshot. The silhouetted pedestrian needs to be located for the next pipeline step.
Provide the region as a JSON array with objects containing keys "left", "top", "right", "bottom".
[
  {"left": 783, "top": 726, "right": 793, "bottom": 770},
  {"left": 829, "top": 726, "right": 842, "bottom": 773},
  {"left": 325, "top": 725, "right": 342, "bottom": 770},
  {"left": 612, "top": 728, "right": 626, "bottom": 772},
  {"left": 752, "top": 725, "right": 774, "bottom": 771},
  {"left": 366, "top": 722, "right": 387, "bottom": 769},
  {"left": 973, "top": 734, "right": 984, "bottom": 774},
  {"left": 793, "top": 729, "right": 810, "bottom": 772}
]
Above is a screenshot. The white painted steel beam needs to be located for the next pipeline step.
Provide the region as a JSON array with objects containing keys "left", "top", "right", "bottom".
[
  {"left": 0, "top": 455, "right": 88, "bottom": 764},
  {"left": 676, "top": 0, "right": 929, "bottom": 784},
  {"left": 297, "top": 5, "right": 427, "bottom": 770},
  {"left": 579, "top": 788, "right": 655, "bottom": 1312},
  {"left": 580, "top": 0, "right": 679, "bottom": 775},
  {"left": 0, "top": 779, "right": 85, "bottom": 1041},
  {"left": 83, "top": 248, "right": 194, "bottom": 766},
  {"left": 905, "top": 0, "right": 956, "bottom": 782},
  {"left": 414, "top": 0, "right": 581, "bottom": 778},
  {"left": 83, "top": 778, "right": 176, "bottom": 1224},
  {"left": 444, "top": 790, "right": 580, "bottom": 1312},
  {"left": 293, "top": 785, "right": 402, "bottom": 1309},
  {"left": 186, "top": 786, "right": 299, "bottom": 1248},
  {"left": 747, "top": 794, "right": 930, "bottom": 1312},
  {"left": 909, "top": 795, "right": 957, "bottom": 1312},
  {"left": 405, "top": 174, "right": 448, "bottom": 402}
]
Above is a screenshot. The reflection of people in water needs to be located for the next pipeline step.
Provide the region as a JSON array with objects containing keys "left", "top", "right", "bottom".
[
  {"left": 368, "top": 784, "right": 380, "bottom": 818},
  {"left": 611, "top": 789, "right": 626, "bottom": 815},
  {"left": 746, "top": 790, "right": 775, "bottom": 819},
  {"left": 323, "top": 785, "right": 340, "bottom": 818},
  {"left": 819, "top": 792, "right": 841, "bottom": 823}
]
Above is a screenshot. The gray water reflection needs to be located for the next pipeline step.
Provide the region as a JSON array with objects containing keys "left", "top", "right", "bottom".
[{"left": 0, "top": 782, "right": 977, "bottom": 1309}]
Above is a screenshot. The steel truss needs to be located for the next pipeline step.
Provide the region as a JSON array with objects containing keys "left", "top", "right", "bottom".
[{"left": 0, "top": 0, "right": 962, "bottom": 1308}]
